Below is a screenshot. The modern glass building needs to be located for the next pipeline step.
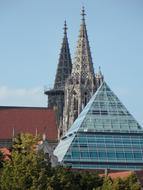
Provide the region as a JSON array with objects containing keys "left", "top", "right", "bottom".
[{"left": 54, "top": 81, "right": 143, "bottom": 171}]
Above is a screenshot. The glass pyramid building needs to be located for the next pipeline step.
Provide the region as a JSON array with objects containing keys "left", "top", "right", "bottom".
[{"left": 54, "top": 81, "right": 143, "bottom": 171}]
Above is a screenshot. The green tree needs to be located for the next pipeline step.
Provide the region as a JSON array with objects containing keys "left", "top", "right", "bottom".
[
  {"left": 100, "top": 176, "right": 113, "bottom": 190},
  {"left": 0, "top": 133, "right": 52, "bottom": 190},
  {"left": 125, "top": 173, "right": 141, "bottom": 190},
  {"left": 46, "top": 166, "right": 81, "bottom": 190},
  {"left": 112, "top": 177, "right": 126, "bottom": 190},
  {"left": 97, "top": 173, "right": 141, "bottom": 190},
  {"left": 79, "top": 171, "right": 103, "bottom": 190},
  {"left": 0, "top": 133, "right": 141, "bottom": 190}
]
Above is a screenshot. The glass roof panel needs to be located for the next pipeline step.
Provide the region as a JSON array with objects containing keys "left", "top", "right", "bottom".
[{"left": 54, "top": 81, "right": 143, "bottom": 170}]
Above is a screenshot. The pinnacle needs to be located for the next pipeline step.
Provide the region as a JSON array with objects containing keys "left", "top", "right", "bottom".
[
  {"left": 54, "top": 22, "right": 72, "bottom": 90},
  {"left": 81, "top": 6, "right": 86, "bottom": 21},
  {"left": 71, "top": 7, "right": 95, "bottom": 80},
  {"left": 63, "top": 20, "right": 68, "bottom": 35}
]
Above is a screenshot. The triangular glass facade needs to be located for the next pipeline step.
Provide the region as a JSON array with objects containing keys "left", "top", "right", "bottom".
[{"left": 54, "top": 82, "right": 143, "bottom": 170}]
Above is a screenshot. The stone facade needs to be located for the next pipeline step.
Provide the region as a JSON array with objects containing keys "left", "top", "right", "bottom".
[
  {"left": 45, "top": 8, "right": 103, "bottom": 138},
  {"left": 44, "top": 21, "right": 72, "bottom": 138},
  {"left": 63, "top": 8, "right": 96, "bottom": 134}
]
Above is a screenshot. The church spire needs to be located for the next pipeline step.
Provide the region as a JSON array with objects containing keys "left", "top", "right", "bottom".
[
  {"left": 45, "top": 22, "right": 72, "bottom": 139},
  {"left": 63, "top": 8, "right": 96, "bottom": 135},
  {"left": 54, "top": 21, "right": 72, "bottom": 90},
  {"left": 71, "top": 7, "right": 95, "bottom": 81}
]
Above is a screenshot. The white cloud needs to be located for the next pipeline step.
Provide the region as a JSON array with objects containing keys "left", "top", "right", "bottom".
[{"left": 0, "top": 86, "right": 47, "bottom": 107}]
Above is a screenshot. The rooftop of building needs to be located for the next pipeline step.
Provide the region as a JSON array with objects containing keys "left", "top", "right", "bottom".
[
  {"left": 0, "top": 106, "right": 58, "bottom": 141},
  {"left": 54, "top": 81, "right": 143, "bottom": 171}
]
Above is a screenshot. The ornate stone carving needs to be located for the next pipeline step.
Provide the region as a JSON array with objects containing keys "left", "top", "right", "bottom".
[{"left": 63, "top": 7, "right": 96, "bottom": 135}]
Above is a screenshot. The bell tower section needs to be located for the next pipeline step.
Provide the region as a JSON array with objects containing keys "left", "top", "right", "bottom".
[{"left": 45, "top": 21, "right": 72, "bottom": 137}]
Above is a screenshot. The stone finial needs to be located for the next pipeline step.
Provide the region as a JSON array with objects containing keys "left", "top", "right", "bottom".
[
  {"left": 81, "top": 6, "right": 86, "bottom": 21},
  {"left": 63, "top": 20, "right": 68, "bottom": 35}
]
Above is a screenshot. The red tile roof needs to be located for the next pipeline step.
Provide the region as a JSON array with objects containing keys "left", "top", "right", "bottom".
[
  {"left": 107, "top": 171, "right": 133, "bottom": 179},
  {"left": 0, "top": 147, "right": 11, "bottom": 160},
  {"left": 99, "top": 171, "right": 133, "bottom": 179},
  {"left": 0, "top": 107, "right": 57, "bottom": 141}
]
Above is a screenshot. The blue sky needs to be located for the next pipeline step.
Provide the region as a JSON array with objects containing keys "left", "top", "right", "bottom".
[{"left": 0, "top": 0, "right": 143, "bottom": 125}]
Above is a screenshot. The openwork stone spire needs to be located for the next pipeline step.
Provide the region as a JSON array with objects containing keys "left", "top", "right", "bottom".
[
  {"left": 71, "top": 7, "right": 95, "bottom": 81},
  {"left": 54, "top": 21, "right": 72, "bottom": 90},
  {"left": 63, "top": 8, "right": 96, "bottom": 135}
]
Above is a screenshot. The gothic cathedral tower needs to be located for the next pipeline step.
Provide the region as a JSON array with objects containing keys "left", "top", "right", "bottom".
[
  {"left": 45, "top": 21, "right": 72, "bottom": 137},
  {"left": 45, "top": 8, "right": 104, "bottom": 138},
  {"left": 62, "top": 8, "right": 98, "bottom": 134}
]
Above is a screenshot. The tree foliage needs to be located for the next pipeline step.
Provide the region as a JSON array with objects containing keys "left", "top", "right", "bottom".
[
  {"left": 0, "top": 133, "right": 141, "bottom": 190},
  {"left": 0, "top": 133, "right": 52, "bottom": 190}
]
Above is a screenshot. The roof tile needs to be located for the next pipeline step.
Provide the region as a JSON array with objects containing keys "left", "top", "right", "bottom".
[{"left": 0, "top": 107, "right": 57, "bottom": 141}]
